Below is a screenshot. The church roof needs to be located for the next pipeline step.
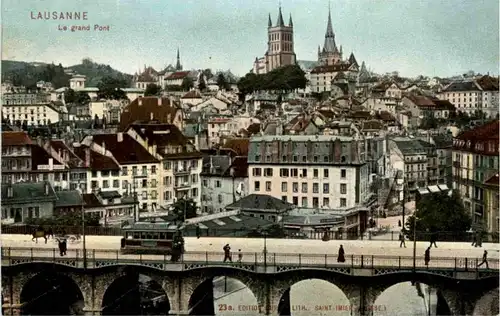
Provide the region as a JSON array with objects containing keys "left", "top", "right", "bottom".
[
  {"left": 322, "top": 9, "right": 338, "bottom": 53},
  {"left": 348, "top": 53, "right": 358, "bottom": 66},
  {"left": 276, "top": 6, "right": 285, "bottom": 26},
  {"left": 311, "top": 64, "right": 350, "bottom": 74}
]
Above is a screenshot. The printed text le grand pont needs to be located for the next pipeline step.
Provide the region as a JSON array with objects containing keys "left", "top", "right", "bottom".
[{"left": 30, "top": 11, "right": 88, "bottom": 20}]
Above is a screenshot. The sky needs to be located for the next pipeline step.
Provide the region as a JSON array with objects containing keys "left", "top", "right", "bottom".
[{"left": 1, "top": 0, "right": 499, "bottom": 78}]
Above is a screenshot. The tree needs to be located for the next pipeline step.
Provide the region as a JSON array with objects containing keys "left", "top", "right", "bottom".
[
  {"left": 198, "top": 75, "right": 207, "bottom": 91},
  {"left": 171, "top": 198, "right": 198, "bottom": 223},
  {"left": 64, "top": 88, "right": 76, "bottom": 104},
  {"left": 419, "top": 115, "right": 438, "bottom": 129},
  {"left": 202, "top": 68, "right": 213, "bottom": 80},
  {"left": 75, "top": 91, "right": 91, "bottom": 105},
  {"left": 216, "top": 73, "right": 228, "bottom": 91},
  {"left": 181, "top": 77, "right": 194, "bottom": 91},
  {"left": 144, "top": 83, "right": 161, "bottom": 96},
  {"left": 97, "top": 76, "right": 128, "bottom": 100},
  {"left": 25, "top": 212, "right": 101, "bottom": 227},
  {"left": 405, "top": 190, "right": 471, "bottom": 241}
]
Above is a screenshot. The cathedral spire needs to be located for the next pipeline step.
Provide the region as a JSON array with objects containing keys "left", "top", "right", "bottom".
[
  {"left": 289, "top": 13, "right": 293, "bottom": 27},
  {"left": 322, "top": 4, "right": 338, "bottom": 53},
  {"left": 268, "top": 13, "right": 272, "bottom": 27},
  {"left": 276, "top": 4, "right": 285, "bottom": 26}
]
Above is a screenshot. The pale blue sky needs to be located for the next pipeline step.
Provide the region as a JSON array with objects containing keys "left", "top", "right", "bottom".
[{"left": 2, "top": 0, "right": 499, "bottom": 77}]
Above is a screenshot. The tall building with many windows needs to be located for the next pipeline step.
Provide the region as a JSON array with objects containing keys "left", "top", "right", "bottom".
[{"left": 247, "top": 135, "right": 369, "bottom": 209}]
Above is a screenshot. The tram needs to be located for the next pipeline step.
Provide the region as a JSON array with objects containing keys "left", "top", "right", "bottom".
[{"left": 120, "top": 222, "right": 185, "bottom": 255}]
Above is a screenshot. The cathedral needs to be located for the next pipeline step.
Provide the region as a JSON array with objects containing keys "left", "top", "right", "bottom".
[{"left": 252, "top": 6, "right": 297, "bottom": 75}]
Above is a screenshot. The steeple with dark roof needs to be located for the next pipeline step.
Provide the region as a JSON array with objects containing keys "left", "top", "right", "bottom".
[
  {"left": 175, "top": 48, "right": 182, "bottom": 71},
  {"left": 289, "top": 14, "right": 293, "bottom": 27},
  {"left": 348, "top": 52, "right": 358, "bottom": 66},
  {"left": 268, "top": 13, "right": 272, "bottom": 27},
  {"left": 276, "top": 5, "right": 285, "bottom": 26}
]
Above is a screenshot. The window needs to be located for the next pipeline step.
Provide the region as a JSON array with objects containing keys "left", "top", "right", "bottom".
[
  {"left": 293, "top": 155, "right": 298, "bottom": 162},
  {"left": 132, "top": 166, "right": 138, "bottom": 176},
  {"left": 111, "top": 170, "right": 119, "bottom": 177},
  {"left": 340, "top": 184, "right": 347, "bottom": 194},
  {"left": 151, "top": 191, "right": 157, "bottom": 199},
  {"left": 91, "top": 171, "right": 97, "bottom": 178},
  {"left": 292, "top": 182, "right": 298, "bottom": 192},
  {"left": 255, "top": 155, "right": 261, "bottom": 162},
  {"left": 203, "top": 179, "right": 208, "bottom": 187},
  {"left": 340, "top": 169, "right": 346, "bottom": 178},
  {"left": 122, "top": 180, "right": 128, "bottom": 190},
  {"left": 301, "top": 169, "right": 307, "bottom": 177},
  {"left": 142, "top": 166, "right": 147, "bottom": 175},
  {"left": 281, "top": 182, "right": 287, "bottom": 192},
  {"left": 301, "top": 197, "right": 308, "bottom": 207},
  {"left": 280, "top": 168, "right": 289, "bottom": 177},
  {"left": 340, "top": 198, "right": 346, "bottom": 207},
  {"left": 142, "top": 179, "right": 147, "bottom": 188},
  {"left": 122, "top": 167, "right": 128, "bottom": 176},
  {"left": 253, "top": 168, "right": 262, "bottom": 176},
  {"left": 313, "top": 169, "right": 318, "bottom": 178},
  {"left": 323, "top": 183, "right": 329, "bottom": 194},
  {"left": 323, "top": 198, "right": 329, "bottom": 208},
  {"left": 291, "top": 169, "right": 298, "bottom": 177},
  {"left": 103, "top": 180, "right": 109, "bottom": 188},
  {"left": 313, "top": 197, "right": 319, "bottom": 208},
  {"left": 113, "top": 180, "right": 119, "bottom": 188},
  {"left": 151, "top": 179, "right": 157, "bottom": 188},
  {"left": 163, "top": 161, "right": 171, "bottom": 170},
  {"left": 313, "top": 156, "right": 318, "bottom": 162},
  {"left": 254, "top": 181, "right": 260, "bottom": 191},
  {"left": 282, "top": 196, "right": 287, "bottom": 202},
  {"left": 264, "top": 168, "right": 273, "bottom": 177},
  {"left": 101, "top": 171, "right": 110, "bottom": 177},
  {"left": 266, "top": 181, "right": 271, "bottom": 191},
  {"left": 313, "top": 183, "right": 319, "bottom": 193},
  {"left": 301, "top": 183, "right": 308, "bottom": 193},
  {"left": 218, "top": 194, "right": 223, "bottom": 203},
  {"left": 142, "top": 192, "right": 148, "bottom": 199},
  {"left": 151, "top": 166, "right": 156, "bottom": 174},
  {"left": 292, "top": 196, "right": 298, "bottom": 205},
  {"left": 324, "top": 169, "right": 329, "bottom": 178}
]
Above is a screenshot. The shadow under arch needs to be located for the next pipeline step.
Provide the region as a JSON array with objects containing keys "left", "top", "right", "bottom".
[
  {"left": 101, "top": 270, "right": 170, "bottom": 315},
  {"left": 20, "top": 271, "right": 84, "bottom": 315},
  {"left": 277, "top": 278, "right": 351, "bottom": 316},
  {"left": 473, "top": 287, "right": 499, "bottom": 316},
  {"left": 188, "top": 276, "right": 259, "bottom": 316}
]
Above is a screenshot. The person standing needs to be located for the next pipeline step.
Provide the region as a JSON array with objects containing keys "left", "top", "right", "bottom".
[
  {"left": 429, "top": 232, "right": 438, "bottom": 248},
  {"left": 237, "top": 249, "right": 243, "bottom": 263},
  {"left": 424, "top": 247, "right": 430, "bottom": 268},
  {"left": 477, "top": 250, "right": 489, "bottom": 268},
  {"left": 337, "top": 245, "right": 345, "bottom": 263},
  {"left": 223, "top": 244, "right": 232, "bottom": 262},
  {"left": 399, "top": 232, "right": 406, "bottom": 248}
]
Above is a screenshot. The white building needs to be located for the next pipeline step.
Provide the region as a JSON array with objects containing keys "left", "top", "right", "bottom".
[
  {"left": 2, "top": 103, "right": 60, "bottom": 126},
  {"left": 247, "top": 135, "right": 369, "bottom": 209}
]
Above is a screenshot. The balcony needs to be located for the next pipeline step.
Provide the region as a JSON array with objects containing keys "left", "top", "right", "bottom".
[
  {"left": 173, "top": 166, "right": 191, "bottom": 175},
  {"left": 174, "top": 181, "right": 191, "bottom": 190},
  {"left": 428, "top": 175, "right": 439, "bottom": 181}
]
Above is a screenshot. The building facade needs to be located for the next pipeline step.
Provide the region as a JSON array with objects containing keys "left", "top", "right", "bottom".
[{"left": 247, "top": 135, "right": 369, "bottom": 209}]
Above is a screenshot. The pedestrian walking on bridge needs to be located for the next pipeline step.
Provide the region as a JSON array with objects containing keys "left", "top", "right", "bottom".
[
  {"left": 477, "top": 250, "right": 489, "bottom": 269},
  {"left": 223, "top": 244, "right": 232, "bottom": 262},
  {"left": 399, "top": 232, "right": 406, "bottom": 248},
  {"left": 429, "top": 232, "right": 438, "bottom": 248},
  {"left": 424, "top": 247, "right": 431, "bottom": 268},
  {"left": 337, "top": 245, "right": 345, "bottom": 263}
]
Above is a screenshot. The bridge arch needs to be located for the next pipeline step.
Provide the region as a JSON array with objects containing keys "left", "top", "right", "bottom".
[
  {"left": 186, "top": 267, "right": 262, "bottom": 315},
  {"left": 100, "top": 267, "right": 171, "bottom": 315},
  {"left": 20, "top": 271, "right": 84, "bottom": 315},
  {"left": 473, "top": 287, "right": 499, "bottom": 316}
]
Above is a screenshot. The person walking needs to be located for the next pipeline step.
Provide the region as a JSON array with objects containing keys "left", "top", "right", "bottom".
[
  {"left": 223, "top": 244, "right": 232, "bottom": 262},
  {"left": 399, "top": 232, "right": 406, "bottom": 248},
  {"left": 424, "top": 247, "right": 430, "bottom": 268},
  {"left": 398, "top": 220, "right": 402, "bottom": 227},
  {"left": 477, "top": 250, "right": 489, "bottom": 269},
  {"left": 429, "top": 232, "right": 438, "bottom": 248},
  {"left": 337, "top": 245, "right": 345, "bottom": 263},
  {"left": 237, "top": 249, "right": 243, "bottom": 263},
  {"left": 196, "top": 224, "right": 201, "bottom": 239}
]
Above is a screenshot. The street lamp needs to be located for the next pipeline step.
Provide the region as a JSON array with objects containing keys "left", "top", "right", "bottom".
[
  {"left": 78, "top": 182, "right": 87, "bottom": 269},
  {"left": 262, "top": 229, "right": 269, "bottom": 268},
  {"left": 396, "top": 177, "right": 405, "bottom": 231},
  {"left": 132, "top": 175, "right": 147, "bottom": 223}
]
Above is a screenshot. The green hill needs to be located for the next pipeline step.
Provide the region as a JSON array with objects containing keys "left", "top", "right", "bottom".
[{"left": 1, "top": 58, "right": 133, "bottom": 90}]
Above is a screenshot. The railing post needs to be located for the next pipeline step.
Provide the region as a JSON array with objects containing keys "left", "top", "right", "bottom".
[
  {"left": 273, "top": 253, "right": 276, "bottom": 265},
  {"left": 205, "top": 251, "right": 208, "bottom": 264},
  {"left": 255, "top": 252, "right": 257, "bottom": 265},
  {"left": 31, "top": 248, "right": 33, "bottom": 261},
  {"left": 325, "top": 254, "right": 327, "bottom": 267},
  {"left": 351, "top": 255, "right": 354, "bottom": 268},
  {"left": 465, "top": 258, "right": 468, "bottom": 271},
  {"left": 140, "top": 253, "right": 143, "bottom": 264},
  {"left": 475, "top": 258, "right": 478, "bottom": 273},
  {"left": 299, "top": 254, "right": 301, "bottom": 266},
  {"left": 454, "top": 257, "right": 457, "bottom": 271},
  {"left": 116, "top": 250, "right": 119, "bottom": 262},
  {"left": 93, "top": 249, "right": 96, "bottom": 263},
  {"left": 371, "top": 255, "right": 374, "bottom": 268},
  {"left": 361, "top": 255, "right": 364, "bottom": 268},
  {"left": 53, "top": 248, "right": 56, "bottom": 261},
  {"left": 399, "top": 256, "right": 401, "bottom": 269}
]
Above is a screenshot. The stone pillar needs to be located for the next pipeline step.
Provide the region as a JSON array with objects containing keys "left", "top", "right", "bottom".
[
  {"left": 345, "top": 284, "right": 380, "bottom": 316},
  {"left": 440, "top": 288, "right": 476, "bottom": 316},
  {"left": 2, "top": 272, "right": 36, "bottom": 316},
  {"left": 158, "top": 275, "right": 196, "bottom": 315}
]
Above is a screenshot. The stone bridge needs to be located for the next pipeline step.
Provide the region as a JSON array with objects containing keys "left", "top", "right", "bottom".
[{"left": 2, "top": 263, "right": 498, "bottom": 316}]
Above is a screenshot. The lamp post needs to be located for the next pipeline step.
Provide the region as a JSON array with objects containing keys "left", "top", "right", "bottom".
[
  {"left": 132, "top": 175, "right": 147, "bottom": 223},
  {"left": 396, "top": 177, "right": 406, "bottom": 231},
  {"left": 262, "top": 230, "right": 268, "bottom": 268},
  {"left": 79, "top": 182, "right": 87, "bottom": 269}
]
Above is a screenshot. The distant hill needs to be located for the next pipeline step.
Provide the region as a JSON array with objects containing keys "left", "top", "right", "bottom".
[{"left": 1, "top": 58, "right": 133, "bottom": 90}]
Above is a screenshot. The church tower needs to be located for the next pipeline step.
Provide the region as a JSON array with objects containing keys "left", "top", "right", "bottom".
[
  {"left": 318, "top": 5, "right": 342, "bottom": 66},
  {"left": 265, "top": 6, "right": 296, "bottom": 73},
  {"left": 175, "top": 48, "right": 183, "bottom": 71}
]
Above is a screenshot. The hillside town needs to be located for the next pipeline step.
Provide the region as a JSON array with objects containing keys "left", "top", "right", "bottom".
[{"left": 1, "top": 7, "right": 499, "bottom": 241}]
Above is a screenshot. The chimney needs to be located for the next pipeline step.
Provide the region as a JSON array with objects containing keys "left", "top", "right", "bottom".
[
  {"left": 138, "top": 98, "right": 142, "bottom": 106},
  {"left": 7, "top": 185, "right": 13, "bottom": 198},
  {"left": 63, "top": 149, "right": 69, "bottom": 162},
  {"left": 44, "top": 182, "right": 50, "bottom": 195},
  {"left": 158, "top": 97, "right": 162, "bottom": 106},
  {"left": 117, "top": 132, "right": 123, "bottom": 142},
  {"left": 150, "top": 112, "right": 154, "bottom": 121},
  {"left": 102, "top": 142, "right": 106, "bottom": 154},
  {"left": 85, "top": 147, "right": 91, "bottom": 167}
]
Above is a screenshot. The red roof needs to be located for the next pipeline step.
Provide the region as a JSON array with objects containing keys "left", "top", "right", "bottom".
[
  {"left": 49, "top": 140, "right": 84, "bottom": 168},
  {"left": 73, "top": 145, "right": 120, "bottom": 171},
  {"left": 166, "top": 71, "right": 190, "bottom": 80},
  {"left": 119, "top": 96, "right": 181, "bottom": 132},
  {"left": 485, "top": 174, "right": 499, "bottom": 186},
  {"left": 181, "top": 90, "right": 202, "bottom": 99},
  {"left": 82, "top": 193, "right": 103, "bottom": 208},
  {"left": 222, "top": 156, "right": 248, "bottom": 178},
  {"left": 2, "top": 131, "right": 32, "bottom": 146},
  {"left": 454, "top": 120, "right": 499, "bottom": 156},
  {"left": 476, "top": 75, "right": 499, "bottom": 91},
  {"left": 31, "top": 145, "right": 64, "bottom": 171},
  {"left": 90, "top": 134, "right": 159, "bottom": 165}
]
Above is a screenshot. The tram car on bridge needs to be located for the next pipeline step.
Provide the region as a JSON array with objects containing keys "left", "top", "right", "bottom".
[{"left": 120, "top": 222, "right": 184, "bottom": 255}]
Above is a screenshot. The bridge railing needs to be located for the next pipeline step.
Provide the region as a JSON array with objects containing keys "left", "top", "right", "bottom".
[
  {"left": 3, "top": 225, "right": 498, "bottom": 243},
  {"left": 2, "top": 247, "right": 498, "bottom": 271}
]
